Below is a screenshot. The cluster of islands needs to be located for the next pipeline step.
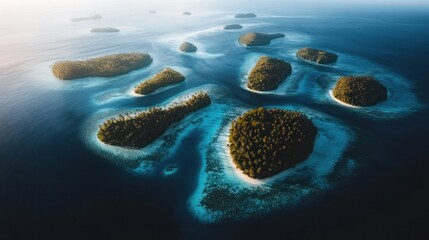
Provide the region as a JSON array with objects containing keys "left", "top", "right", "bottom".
[{"left": 56, "top": 12, "right": 389, "bottom": 181}]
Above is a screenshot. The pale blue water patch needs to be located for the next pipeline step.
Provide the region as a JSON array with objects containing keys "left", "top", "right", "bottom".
[{"left": 189, "top": 101, "right": 355, "bottom": 222}]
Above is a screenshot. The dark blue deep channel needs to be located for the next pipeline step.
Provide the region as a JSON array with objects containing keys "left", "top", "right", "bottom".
[{"left": 1, "top": 4, "right": 429, "bottom": 240}]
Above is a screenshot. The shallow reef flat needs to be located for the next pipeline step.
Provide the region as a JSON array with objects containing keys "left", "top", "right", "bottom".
[
  {"left": 84, "top": 85, "right": 219, "bottom": 172},
  {"left": 189, "top": 104, "right": 355, "bottom": 222}
]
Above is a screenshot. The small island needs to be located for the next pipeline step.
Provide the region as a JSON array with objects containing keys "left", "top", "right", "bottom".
[
  {"left": 71, "top": 14, "right": 102, "bottom": 22},
  {"left": 223, "top": 24, "right": 243, "bottom": 30},
  {"left": 90, "top": 27, "right": 120, "bottom": 33},
  {"left": 98, "top": 91, "right": 211, "bottom": 148},
  {"left": 332, "top": 76, "right": 388, "bottom": 106},
  {"left": 296, "top": 47, "right": 338, "bottom": 64},
  {"left": 52, "top": 52, "right": 153, "bottom": 80},
  {"left": 247, "top": 56, "right": 292, "bottom": 91},
  {"left": 182, "top": 11, "right": 192, "bottom": 16},
  {"left": 239, "top": 32, "right": 285, "bottom": 46},
  {"left": 179, "top": 42, "right": 197, "bottom": 52},
  {"left": 134, "top": 68, "right": 185, "bottom": 95},
  {"left": 149, "top": 10, "right": 157, "bottom": 14},
  {"left": 234, "top": 13, "right": 256, "bottom": 18},
  {"left": 229, "top": 108, "right": 318, "bottom": 179}
]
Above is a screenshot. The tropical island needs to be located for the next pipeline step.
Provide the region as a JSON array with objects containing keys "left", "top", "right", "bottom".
[
  {"left": 247, "top": 56, "right": 292, "bottom": 91},
  {"left": 97, "top": 91, "right": 211, "bottom": 148},
  {"left": 332, "top": 75, "right": 388, "bottom": 106},
  {"left": 52, "top": 52, "right": 153, "bottom": 80},
  {"left": 229, "top": 108, "right": 318, "bottom": 179},
  {"left": 134, "top": 68, "right": 185, "bottom": 95},
  {"left": 235, "top": 13, "right": 256, "bottom": 18},
  {"left": 90, "top": 27, "right": 120, "bottom": 33},
  {"left": 71, "top": 14, "right": 102, "bottom": 22},
  {"left": 296, "top": 47, "right": 338, "bottom": 64},
  {"left": 223, "top": 24, "right": 243, "bottom": 30},
  {"left": 239, "top": 32, "right": 285, "bottom": 46},
  {"left": 182, "top": 11, "right": 192, "bottom": 16},
  {"left": 179, "top": 42, "right": 197, "bottom": 52}
]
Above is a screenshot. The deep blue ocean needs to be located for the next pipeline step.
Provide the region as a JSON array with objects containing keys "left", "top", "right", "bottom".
[{"left": 1, "top": 3, "right": 429, "bottom": 239}]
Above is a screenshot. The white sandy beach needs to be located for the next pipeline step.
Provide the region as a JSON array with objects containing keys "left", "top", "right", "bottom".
[{"left": 328, "top": 90, "right": 361, "bottom": 108}]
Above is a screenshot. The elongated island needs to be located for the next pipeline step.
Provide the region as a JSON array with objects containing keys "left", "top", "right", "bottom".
[
  {"left": 296, "top": 47, "right": 338, "bottom": 64},
  {"left": 247, "top": 56, "right": 292, "bottom": 91},
  {"left": 332, "top": 75, "right": 387, "bottom": 106},
  {"left": 98, "top": 91, "right": 211, "bottom": 148},
  {"left": 235, "top": 13, "right": 256, "bottom": 18},
  {"left": 52, "top": 52, "right": 153, "bottom": 80},
  {"left": 229, "top": 108, "right": 318, "bottom": 179},
  {"left": 134, "top": 68, "right": 185, "bottom": 95},
  {"left": 239, "top": 32, "right": 285, "bottom": 46},
  {"left": 179, "top": 42, "right": 197, "bottom": 52}
]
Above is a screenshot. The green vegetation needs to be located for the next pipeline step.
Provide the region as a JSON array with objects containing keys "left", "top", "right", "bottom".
[
  {"left": 52, "top": 52, "right": 153, "bottom": 80},
  {"left": 179, "top": 42, "right": 197, "bottom": 52},
  {"left": 182, "top": 11, "right": 192, "bottom": 15},
  {"left": 247, "top": 56, "right": 292, "bottom": 91},
  {"left": 90, "top": 27, "right": 120, "bottom": 33},
  {"left": 134, "top": 68, "right": 185, "bottom": 95},
  {"left": 235, "top": 13, "right": 257, "bottom": 18},
  {"left": 71, "top": 14, "right": 101, "bottom": 22},
  {"left": 229, "top": 108, "right": 318, "bottom": 179},
  {"left": 333, "top": 75, "right": 387, "bottom": 106},
  {"left": 296, "top": 47, "right": 338, "bottom": 64},
  {"left": 98, "top": 91, "right": 211, "bottom": 148},
  {"left": 239, "top": 32, "right": 285, "bottom": 46},
  {"left": 223, "top": 24, "right": 243, "bottom": 30}
]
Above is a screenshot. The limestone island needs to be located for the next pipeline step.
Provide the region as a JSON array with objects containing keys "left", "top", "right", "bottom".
[
  {"left": 296, "top": 47, "right": 338, "bottom": 64},
  {"left": 71, "top": 14, "right": 102, "bottom": 22},
  {"left": 223, "top": 24, "right": 243, "bottom": 30},
  {"left": 52, "top": 53, "right": 153, "bottom": 80},
  {"left": 90, "top": 27, "right": 120, "bottom": 33},
  {"left": 247, "top": 56, "right": 292, "bottom": 91},
  {"left": 182, "top": 11, "right": 192, "bottom": 16},
  {"left": 179, "top": 42, "right": 197, "bottom": 52},
  {"left": 229, "top": 107, "right": 318, "bottom": 179},
  {"left": 134, "top": 68, "right": 185, "bottom": 95},
  {"left": 332, "top": 76, "right": 388, "bottom": 107},
  {"left": 234, "top": 13, "right": 256, "bottom": 18},
  {"left": 97, "top": 91, "right": 211, "bottom": 148},
  {"left": 239, "top": 32, "right": 285, "bottom": 46}
]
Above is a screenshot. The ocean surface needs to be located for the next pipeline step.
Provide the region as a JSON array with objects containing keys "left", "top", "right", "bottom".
[{"left": 1, "top": 3, "right": 429, "bottom": 239}]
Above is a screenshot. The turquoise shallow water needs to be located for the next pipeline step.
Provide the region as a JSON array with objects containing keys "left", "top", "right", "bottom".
[{"left": 1, "top": 4, "right": 429, "bottom": 239}]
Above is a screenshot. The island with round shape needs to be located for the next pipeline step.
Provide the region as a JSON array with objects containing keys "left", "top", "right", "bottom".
[
  {"left": 97, "top": 91, "right": 211, "bottom": 148},
  {"left": 71, "top": 14, "right": 102, "bottom": 22},
  {"left": 179, "top": 42, "right": 197, "bottom": 52},
  {"left": 234, "top": 13, "right": 256, "bottom": 18},
  {"left": 90, "top": 27, "right": 120, "bottom": 33},
  {"left": 182, "top": 11, "right": 192, "bottom": 16},
  {"left": 332, "top": 75, "right": 388, "bottom": 106},
  {"left": 239, "top": 32, "right": 285, "bottom": 46},
  {"left": 52, "top": 52, "right": 153, "bottom": 80},
  {"left": 229, "top": 107, "right": 318, "bottom": 179},
  {"left": 134, "top": 68, "right": 185, "bottom": 95},
  {"left": 247, "top": 56, "right": 292, "bottom": 91},
  {"left": 296, "top": 47, "right": 338, "bottom": 64},
  {"left": 223, "top": 24, "right": 243, "bottom": 30}
]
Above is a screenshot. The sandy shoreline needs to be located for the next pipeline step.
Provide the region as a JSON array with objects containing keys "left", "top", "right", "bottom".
[
  {"left": 218, "top": 124, "right": 300, "bottom": 186},
  {"left": 328, "top": 90, "right": 361, "bottom": 108}
]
